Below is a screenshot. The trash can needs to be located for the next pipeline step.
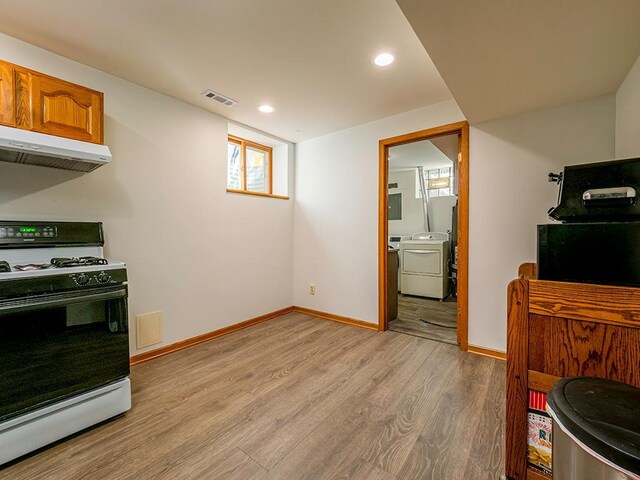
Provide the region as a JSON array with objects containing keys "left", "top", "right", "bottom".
[{"left": 547, "top": 377, "right": 640, "bottom": 479}]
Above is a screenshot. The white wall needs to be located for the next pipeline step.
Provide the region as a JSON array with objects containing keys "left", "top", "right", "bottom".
[
  {"left": 293, "top": 95, "right": 615, "bottom": 351},
  {"left": 388, "top": 171, "right": 456, "bottom": 236},
  {"left": 388, "top": 169, "right": 424, "bottom": 236},
  {"left": 428, "top": 196, "right": 457, "bottom": 233},
  {"left": 616, "top": 53, "right": 640, "bottom": 158},
  {"left": 0, "top": 33, "right": 294, "bottom": 355},
  {"left": 273, "top": 144, "right": 289, "bottom": 196},
  {"left": 0, "top": 33, "right": 620, "bottom": 356},
  {"left": 293, "top": 100, "right": 465, "bottom": 322},
  {"left": 469, "top": 95, "right": 615, "bottom": 350}
]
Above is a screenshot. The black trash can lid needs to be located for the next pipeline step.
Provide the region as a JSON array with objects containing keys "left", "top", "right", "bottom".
[{"left": 547, "top": 377, "right": 640, "bottom": 476}]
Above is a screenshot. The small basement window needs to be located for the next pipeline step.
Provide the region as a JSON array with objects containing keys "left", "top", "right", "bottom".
[
  {"left": 226, "top": 127, "right": 290, "bottom": 200},
  {"left": 227, "top": 135, "right": 272, "bottom": 194}
]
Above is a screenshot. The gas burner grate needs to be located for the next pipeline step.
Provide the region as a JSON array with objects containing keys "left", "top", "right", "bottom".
[
  {"left": 13, "top": 263, "right": 52, "bottom": 271},
  {"left": 50, "top": 257, "right": 108, "bottom": 268}
]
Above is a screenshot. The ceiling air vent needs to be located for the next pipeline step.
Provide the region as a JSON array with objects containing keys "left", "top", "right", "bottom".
[{"left": 201, "top": 89, "right": 238, "bottom": 107}]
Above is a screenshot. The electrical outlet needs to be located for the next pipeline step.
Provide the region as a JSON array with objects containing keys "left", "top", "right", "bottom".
[{"left": 309, "top": 284, "right": 316, "bottom": 295}]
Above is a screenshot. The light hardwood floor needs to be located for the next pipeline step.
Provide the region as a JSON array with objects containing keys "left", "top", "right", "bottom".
[{"left": 1, "top": 313, "right": 505, "bottom": 480}]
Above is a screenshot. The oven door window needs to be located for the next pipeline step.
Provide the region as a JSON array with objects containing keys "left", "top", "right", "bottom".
[{"left": 0, "top": 286, "right": 129, "bottom": 422}]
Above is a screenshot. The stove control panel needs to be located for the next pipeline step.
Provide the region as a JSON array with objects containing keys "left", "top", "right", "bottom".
[
  {"left": 0, "top": 221, "right": 103, "bottom": 248},
  {"left": 0, "top": 268, "right": 128, "bottom": 300},
  {"left": 96, "top": 272, "right": 111, "bottom": 284},
  {"left": 70, "top": 271, "right": 115, "bottom": 287},
  {"left": 74, "top": 273, "right": 90, "bottom": 286},
  {"left": 0, "top": 225, "right": 56, "bottom": 239}
]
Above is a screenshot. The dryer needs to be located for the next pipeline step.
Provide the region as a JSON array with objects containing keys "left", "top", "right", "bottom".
[{"left": 400, "top": 232, "right": 450, "bottom": 299}]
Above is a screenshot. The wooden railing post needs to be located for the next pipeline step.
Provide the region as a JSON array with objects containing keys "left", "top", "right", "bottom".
[
  {"left": 518, "top": 262, "right": 536, "bottom": 280},
  {"left": 505, "top": 279, "right": 529, "bottom": 479}
]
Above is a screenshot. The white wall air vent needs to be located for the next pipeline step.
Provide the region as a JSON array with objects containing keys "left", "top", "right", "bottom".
[{"left": 201, "top": 89, "right": 238, "bottom": 107}]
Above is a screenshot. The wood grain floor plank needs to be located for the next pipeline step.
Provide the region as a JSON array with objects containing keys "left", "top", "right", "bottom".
[
  {"left": 261, "top": 397, "right": 383, "bottom": 480},
  {"left": 259, "top": 335, "right": 440, "bottom": 478},
  {"left": 358, "top": 343, "right": 462, "bottom": 476},
  {"left": 235, "top": 332, "right": 414, "bottom": 469},
  {"left": 462, "top": 359, "right": 506, "bottom": 480},
  {"left": 389, "top": 295, "right": 457, "bottom": 344},
  {"left": 365, "top": 334, "right": 439, "bottom": 408},
  {"left": 96, "top": 318, "right": 364, "bottom": 479},
  {"left": 157, "top": 446, "right": 267, "bottom": 480},
  {"left": 396, "top": 353, "right": 502, "bottom": 479},
  {"left": 122, "top": 319, "right": 385, "bottom": 478},
  {"left": 326, "top": 457, "right": 396, "bottom": 480}
]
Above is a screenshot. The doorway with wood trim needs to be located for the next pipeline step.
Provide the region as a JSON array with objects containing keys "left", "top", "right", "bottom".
[{"left": 378, "top": 121, "right": 469, "bottom": 350}]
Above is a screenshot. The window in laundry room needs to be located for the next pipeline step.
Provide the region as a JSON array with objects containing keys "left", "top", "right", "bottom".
[{"left": 417, "top": 167, "right": 455, "bottom": 198}]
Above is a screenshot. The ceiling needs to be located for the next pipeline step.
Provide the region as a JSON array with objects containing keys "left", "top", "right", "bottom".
[
  {"left": 0, "top": 0, "right": 452, "bottom": 142},
  {"left": 389, "top": 138, "right": 453, "bottom": 171},
  {"left": 397, "top": 0, "right": 640, "bottom": 124},
  {"left": 430, "top": 135, "right": 458, "bottom": 163}
]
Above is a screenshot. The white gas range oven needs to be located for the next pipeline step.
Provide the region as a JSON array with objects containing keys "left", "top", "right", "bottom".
[{"left": 0, "top": 221, "right": 131, "bottom": 465}]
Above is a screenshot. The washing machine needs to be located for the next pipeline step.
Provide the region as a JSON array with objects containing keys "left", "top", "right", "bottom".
[
  {"left": 400, "top": 232, "right": 450, "bottom": 299},
  {"left": 389, "top": 235, "right": 411, "bottom": 292}
]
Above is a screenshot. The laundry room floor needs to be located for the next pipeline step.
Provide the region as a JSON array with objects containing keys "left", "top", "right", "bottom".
[{"left": 389, "top": 295, "right": 457, "bottom": 345}]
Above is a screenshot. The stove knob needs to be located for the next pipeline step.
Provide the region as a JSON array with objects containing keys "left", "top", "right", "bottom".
[
  {"left": 97, "top": 272, "right": 111, "bottom": 284},
  {"left": 76, "top": 273, "right": 90, "bottom": 286}
]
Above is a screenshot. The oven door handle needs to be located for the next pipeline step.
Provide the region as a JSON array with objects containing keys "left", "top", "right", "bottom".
[{"left": 0, "top": 287, "right": 127, "bottom": 315}]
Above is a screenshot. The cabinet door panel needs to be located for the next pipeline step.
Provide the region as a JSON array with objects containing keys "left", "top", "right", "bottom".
[
  {"left": 16, "top": 68, "right": 103, "bottom": 144},
  {"left": 0, "top": 62, "right": 15, "bottom": 127}
]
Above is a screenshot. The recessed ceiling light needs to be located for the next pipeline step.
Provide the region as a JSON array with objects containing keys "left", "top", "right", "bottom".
[
  {"left": 259, "top": 105, "right": 274, "bottom": 113},
  {"left": 374, "top": 53, "right": 394, "bottom": 67}
]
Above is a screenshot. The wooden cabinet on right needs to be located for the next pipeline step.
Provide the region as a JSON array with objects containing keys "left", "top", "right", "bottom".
[
  {"left": 506, "top": 267, "right": 640, "bottom": 480},
  {"left": 14, "top": 66, "right": 104, "bottom": 144},
  {"left": 0, "top": 62, "right": 15, "bottom": 127}
]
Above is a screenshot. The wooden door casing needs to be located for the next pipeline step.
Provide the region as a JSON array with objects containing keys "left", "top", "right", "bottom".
[{"left": 378, "top": 121, "right": 470, "bottom": 349}]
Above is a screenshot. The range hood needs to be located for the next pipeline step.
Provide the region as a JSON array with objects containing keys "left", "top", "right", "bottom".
[{"left": 0, "top": 125, "right": 112, "bottom": 172}]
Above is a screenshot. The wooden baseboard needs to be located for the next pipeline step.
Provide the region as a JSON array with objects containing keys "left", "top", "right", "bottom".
[
  {"left": 130, "top": 305, "right": 378, "bottom": 366},
  {"left": 292, "top": 306, "right": 378, "bottom": 331},
  {"left": 467, "top": 344, "right": 506, "bottom": 361},
  {"left": 130, "top": 306, "right": 295, "bottom": 366}
]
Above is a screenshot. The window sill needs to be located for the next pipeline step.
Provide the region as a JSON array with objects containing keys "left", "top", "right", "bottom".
[{"left": 226, "top": 188, "right": 289, "bottom": 200}]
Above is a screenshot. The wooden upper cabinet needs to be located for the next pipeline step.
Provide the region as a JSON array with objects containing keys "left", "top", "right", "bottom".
[
  {"left": 15, "top": 67, "right": 104, "bottom": 144},
  {"left": 0, "top": 62, "right": 16, "bottom": 127}
]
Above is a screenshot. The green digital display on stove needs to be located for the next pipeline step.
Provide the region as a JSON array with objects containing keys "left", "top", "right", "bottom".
[{"left": 19, "top": 227, "right": 37, "bottom": 233}]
